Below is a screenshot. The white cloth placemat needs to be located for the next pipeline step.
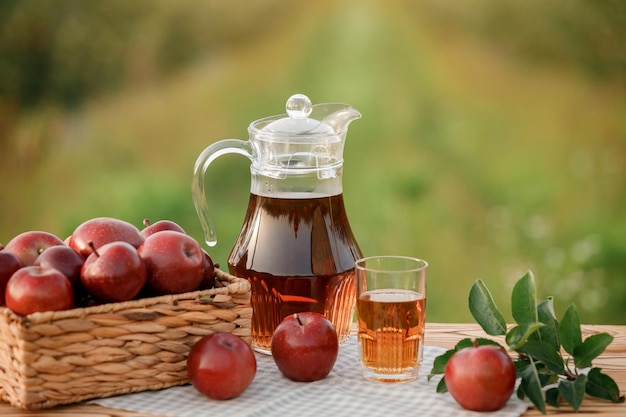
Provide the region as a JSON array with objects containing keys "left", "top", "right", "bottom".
[{"left": 91, "top": 337, "right": 529, "bottom": 417}]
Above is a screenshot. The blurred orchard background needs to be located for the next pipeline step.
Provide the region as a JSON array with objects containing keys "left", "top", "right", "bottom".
[{"left": 1, "top": 0, "right": 625, "bottom": 324}]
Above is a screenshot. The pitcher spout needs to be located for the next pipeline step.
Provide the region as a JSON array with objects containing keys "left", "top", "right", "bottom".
[{"left": 321, "top": 104, "right": 362, "bottom": 134}]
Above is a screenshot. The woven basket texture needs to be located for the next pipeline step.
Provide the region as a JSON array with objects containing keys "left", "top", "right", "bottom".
[{"left": 0, "top": 269, "right": 251, "bottom": 410}]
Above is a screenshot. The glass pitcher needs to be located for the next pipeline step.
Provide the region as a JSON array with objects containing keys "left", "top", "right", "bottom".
[{"left": 192, "top": 94, "right": 362, "bottom": 353}]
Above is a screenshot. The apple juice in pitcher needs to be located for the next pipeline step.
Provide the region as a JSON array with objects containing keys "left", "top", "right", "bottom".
[
  {"left": 228, "top": 192, "right": 361, "bottom": 353},
  {"left": 192, "top": 94, "right": 363, "bottom": 353}
]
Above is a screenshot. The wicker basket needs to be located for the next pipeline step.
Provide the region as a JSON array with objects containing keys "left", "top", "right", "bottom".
[{"left": 0, "top": 269, "right": 251, "bottom": 410}]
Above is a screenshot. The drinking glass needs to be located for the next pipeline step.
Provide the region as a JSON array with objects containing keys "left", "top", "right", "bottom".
[{"left": 355, "top": 256, "right": 428, "bottom": 382}]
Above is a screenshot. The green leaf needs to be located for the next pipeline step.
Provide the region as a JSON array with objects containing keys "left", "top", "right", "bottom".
[
  {"left": 559, "top": 304, "right": 582, "bottom": 356},
  {"left": 506, "top": 322, "right": 545, "bottom": 350},
  {"left": 545, "top": 387, "right": 560, "bottom": 408},
  {"left": 518, "top": 340, "right": 565, "bottom": 374},
  {"left": 469, "top": 279, "right": 507, "bottom": 336},
  {"left": 460, "top": 337, "right": 503, "bottom": 348},
  {"left": 511, "top": 271, "right": 538, "bottom": 325},
  {"left": 513, "top": 357, "right": 531, "bottom": 372},
  {"left": 518, "top": 360, "right": 546, "bottom": 414},
  {"left": 558, "top": 374, "right": 587, "bottom": 412},
  {"left": 537, "top": 368, "right": 559, "bottom": 387},
  {"left": 537, "top": 297, "right": 560, "bottom": 350},
  {"left": 518, "top": 360, "right": 553, "bottom": 387},
  {"left": 454, "top": 337, "right": 478, "bottom": 350},
  {"left": 428, "top": 349, "right": 455, "bottom": 379},
  {"left": 586, "top": 367, "right": 625, "bottom": 403},
  {"left": 436, "top": 376, "right": 448, "bottom": 393},
  {"left": 574, "top": 333, "right": 614, "bottom": 369}
]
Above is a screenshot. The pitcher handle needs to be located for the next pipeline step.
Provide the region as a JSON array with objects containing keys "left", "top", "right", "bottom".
[{"left": 192, "top": 139, "right": 253, "bottom": 247}]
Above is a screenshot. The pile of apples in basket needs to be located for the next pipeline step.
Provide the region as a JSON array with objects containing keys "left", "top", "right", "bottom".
[
  {"left": 0, "top": 216, "right": 338, "bottom": 402},
  {"left": 0, "top": 216, "right": 217, "bottom": 315}
]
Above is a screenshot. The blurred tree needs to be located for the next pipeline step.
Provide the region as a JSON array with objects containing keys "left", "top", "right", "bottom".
[
  {"left": 407, "top": 0, "right": 626, "bottom": 85},
  {"left": 0, "top": 1, "right": 143, "bottom": 109},
  {"left": 0, "top": 0, "right": 296, "bottom": 111},
  {"left": 0, "top": 0, "right": 293, "bottom": 163},
  {"left": 484, "top": 0, "right": 625, "bottom": 83}
]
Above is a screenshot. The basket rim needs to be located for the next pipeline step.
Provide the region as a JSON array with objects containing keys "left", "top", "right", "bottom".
[{"left": 0, "top": 268, "right": 249, "bottom": 325}]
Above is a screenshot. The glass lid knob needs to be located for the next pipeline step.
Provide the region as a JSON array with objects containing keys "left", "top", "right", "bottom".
[{"left": 286, "top": 94, "right": 312, "bottom": 120}]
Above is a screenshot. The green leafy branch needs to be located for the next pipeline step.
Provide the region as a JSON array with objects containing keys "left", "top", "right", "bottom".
[{"left": 428, "top": 271, "right": 624, "bottom": 413}]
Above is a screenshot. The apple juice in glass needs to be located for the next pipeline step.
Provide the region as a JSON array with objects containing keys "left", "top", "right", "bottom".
[
  {"left": 192, "top": 94, "right": 362, "bottom": 353},
  {"left": 355, "top": 256, "right": 428, "bottom": 382}
]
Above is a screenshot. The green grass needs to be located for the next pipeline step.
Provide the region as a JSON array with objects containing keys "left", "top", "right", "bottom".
[{"left": 1, "top": 0, "right": 624, "bottom": 324}]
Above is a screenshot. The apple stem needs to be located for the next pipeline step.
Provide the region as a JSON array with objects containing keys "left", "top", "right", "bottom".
[
  {"left": 88, "top": 241, "right": 100, "bottom": 257},
  {"left": 143, "top": 218, "right": 151, "bottom": 227},
  {"left": 472, "top": 338, "right": 478, "bottom": 348},
  {"left": 294, "top": 313, "right": 303, "bottom": 326}
]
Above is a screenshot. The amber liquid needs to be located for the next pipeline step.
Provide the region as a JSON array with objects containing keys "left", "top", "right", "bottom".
[
  {"left": 228, "top": 193, "right": 362, "bottom": 353},
  {"left": 357, "top": 289, "right": 426, "bottom": 381}
]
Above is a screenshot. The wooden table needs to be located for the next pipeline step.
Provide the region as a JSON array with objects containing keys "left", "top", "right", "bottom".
[{"left": 0, "top": 323, "right": 623, "bottom": 417}]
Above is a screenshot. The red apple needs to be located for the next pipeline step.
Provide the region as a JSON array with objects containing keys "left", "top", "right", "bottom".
[
  {"left": 34, "top": 245, "right": 85, "bottom": 288},
  {"left": 141, "top": 218, "right": 186, "bottom": 238},
  {"left": 0, "top": 250, "right": 23, "bottom": 304},
  {"left": 444, "top": 342, "right": 516, "bottom": 411},
  {"left": 187, "top": 332, "right": 256, "bottom": 400},
  {"left": 81, "top": 241, "right": 147, "bottom": 302},
  {"left": 138, "top": 231, "right": 204, "bottom": 295},
  {"left": 4, "top": 231, "right": 65, "bottom": 266},
  {"left": 198, "top": 249, "right": 216, "bottom": 290},
  {"left": 69, "top": 217, "right": 144, "bottom": 257},
  {"left": 270, "top": 312, "right": 339, "bottom": 382},
  {"left": 5, "top": 266, "right": 74, "bottom": 315}
]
